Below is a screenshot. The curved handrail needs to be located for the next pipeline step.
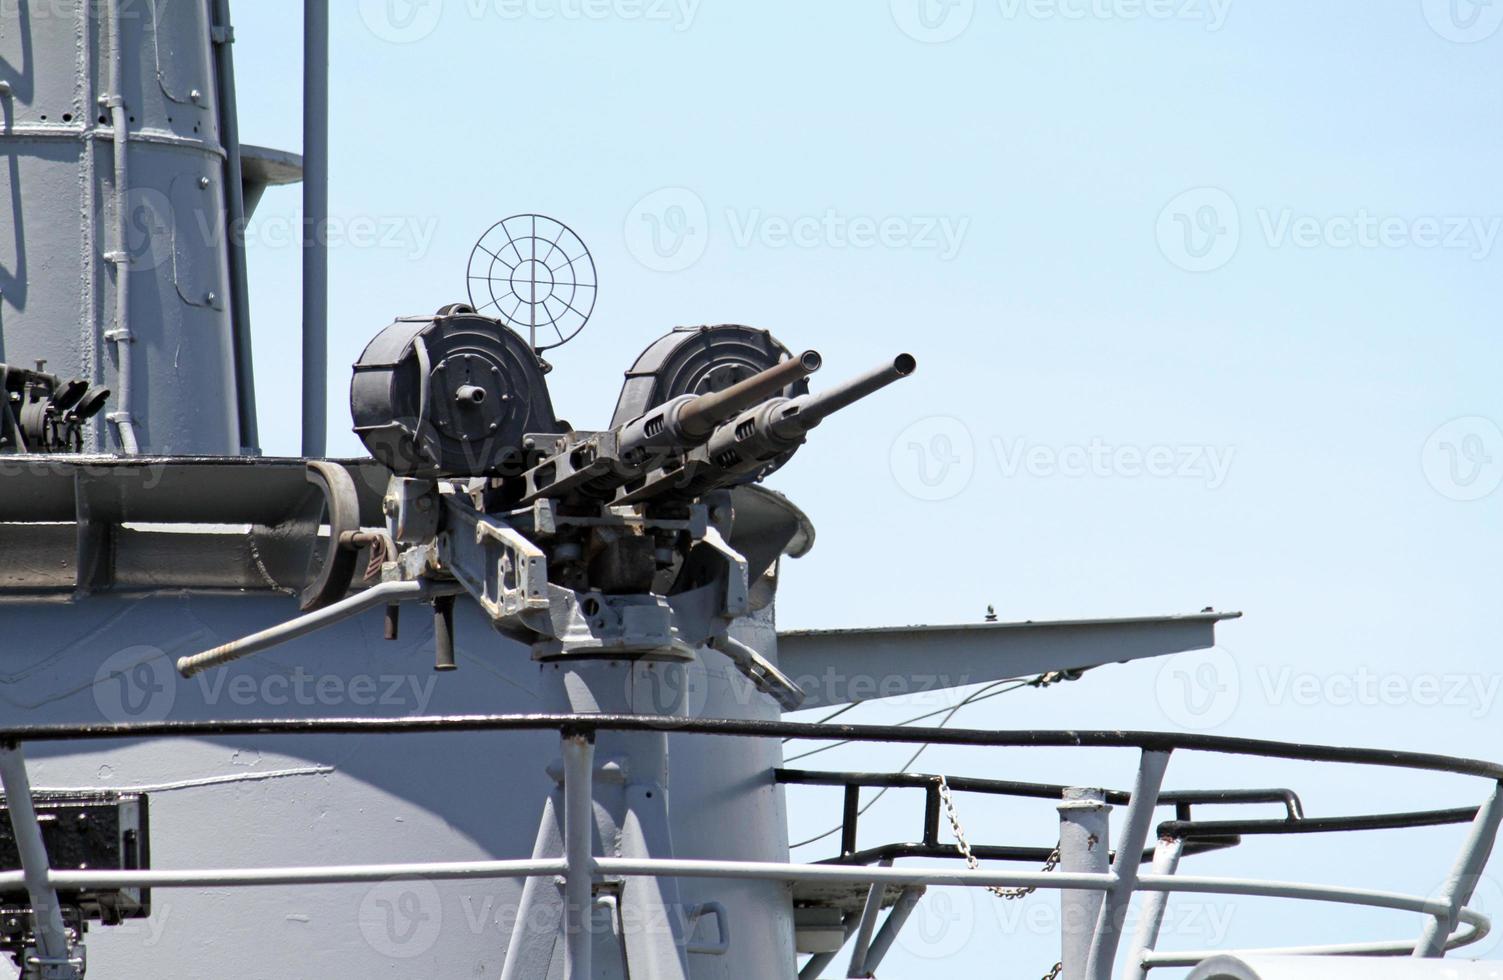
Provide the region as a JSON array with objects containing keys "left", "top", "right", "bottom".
[
  {"left": 0, "top": 714, "right": 1497, "bottom": 976},
  {"left": 3, "top": 713, "right": 1502, "bottom": 781}
]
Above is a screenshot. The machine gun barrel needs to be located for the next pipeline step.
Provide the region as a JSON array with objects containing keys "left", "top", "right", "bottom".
[
  {"left": 649, "top": 352, "right": 917, "bottom": 499},
  {"left": 768, "top": 353, "right": 916, "bottom": 440},
  {"left": 616, "top": 349, "right": 822, "bottom": 458},
  {"left": 674, "top": 349, "right": 823, "bottom": 441},
  {"left": 517, "top": 350, "right": 822, "bottom": 503}
]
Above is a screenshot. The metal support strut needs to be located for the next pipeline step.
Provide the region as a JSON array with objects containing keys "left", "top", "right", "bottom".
[
  {"left": 0, "top": 745, "right": 82, "bottom": 979},
  {"left": 845, "top": 858, "right": 892, "bottom": 976},
  {"left": 1084, "top": 750, "right": 1171, "bottom": 980},
  {"left": 1414, "top": 781, "right": 1503, "bottom": 958},
  {"left": 561, "top": 733, "right": 596, "bottom": 980},
  {"left": 1125, "top": 836, "right": 1186, "bottom": 980}
]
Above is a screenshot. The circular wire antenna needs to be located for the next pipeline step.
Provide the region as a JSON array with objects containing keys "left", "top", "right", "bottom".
[{"left": 466, "top": 214, "right": 597, "bottom": 352}]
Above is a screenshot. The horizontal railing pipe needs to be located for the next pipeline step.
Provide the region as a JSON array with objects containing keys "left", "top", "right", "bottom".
[{"left": 1, "top": 715, "right": 1499, "bottom": 782}]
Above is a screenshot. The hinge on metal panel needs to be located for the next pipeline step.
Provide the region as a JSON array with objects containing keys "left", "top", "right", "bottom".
[{"left": 211, "top": 25, "right": 235, "bottom": 44}]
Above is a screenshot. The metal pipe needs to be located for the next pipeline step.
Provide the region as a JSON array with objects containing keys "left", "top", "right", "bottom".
[
  {"left": 773, "top": 353, "right": 916, "bottom": 436},
  {"left": 433, "top": 593, "right": 457, "bottom": 671},
  {"left": 859, "top": 885, "right": 924, "bottom": 974},
  {"left": 845, "top": 858, "right": 891, "bottom": 976},
  {"left": 105, "top": 0, "right": 139, "bottom": 454},
  {"left": 0, "top": 853, "right": 1480, "bottom": 962},
  {"left": 79, "top": 3, "right": 100, "bottom": 452},
  {"left": 675, "top": 350, "right": 822, "bottom": 440},
  {"left": 211, "top": 0, "right": 259, "bottom": 453},
  {"left": 562, "top": 733, "right": 596, "bottom": 980},
  {"left": 1060, "top": 788, "right": 1112, "bottom": 980},
  {"left": 0, "top": 858, "right": 566, "bottom": 890},
  {"left": 1, "top": 856, "right": 1488, "bottom": 933},
  {"left": 1414, "top": 781, "right": 1503, "bottom": 957},
  {"left": 175, "top": 580, "right": 435, "bottom": 676},
  {"left": 301, "top": 0, "right": 329, "bottom": 457},
  {"left": 1084, "top": 750, "right": 1171, "bottom": 980},
  {"left": 0, "top": 746, "right": 72, "bottom": 964},
  {"left": 1144, "top": 929, "right": 1491, "bottom": 967},
  {"left": 1125, "top": 837, "right": 1185, "bottom": 980}
]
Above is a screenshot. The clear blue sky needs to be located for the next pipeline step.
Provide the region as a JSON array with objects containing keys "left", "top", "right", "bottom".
[{"left": 230, "top": 1, "right": 1503, "bottom": 973}]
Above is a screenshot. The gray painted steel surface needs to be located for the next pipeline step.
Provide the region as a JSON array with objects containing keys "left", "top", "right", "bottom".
[
  {"left": 0, "top": 593, "right": 805, "bottom": 977},
  {"left": 4, "top": 6, "right": 1489, "bottom": 978},
  {"left": 1, "top": 0, "right": 245, "bottom": 453},
  {"left": 776, "top": 614, "right": 1238, "bottom": 708}
]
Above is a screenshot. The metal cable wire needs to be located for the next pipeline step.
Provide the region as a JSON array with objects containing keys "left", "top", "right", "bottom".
[
  {"left": 783, "top": 678, "right": 1031, "bottom": 764},
  {"left": 785, "top": 678, "right": 1036, "bottom": 849}
]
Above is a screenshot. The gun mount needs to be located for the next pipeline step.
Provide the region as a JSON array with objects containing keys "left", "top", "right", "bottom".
[{"left": 178, "top": 312, "right": 914, "bottom": 712}]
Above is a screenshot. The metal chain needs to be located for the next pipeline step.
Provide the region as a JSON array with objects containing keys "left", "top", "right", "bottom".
[
  {"left": 936, "top": 775, "right": 1059, "bottom": 899},
  {"left": 937, "top": 775, "right": 1064, "bottom": 980}
]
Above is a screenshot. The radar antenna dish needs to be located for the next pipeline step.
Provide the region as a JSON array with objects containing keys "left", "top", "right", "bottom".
[{"left": 466, "top": 214, "right": 597, "bottom": 352}]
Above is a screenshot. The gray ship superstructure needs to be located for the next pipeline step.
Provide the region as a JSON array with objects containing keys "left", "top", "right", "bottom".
[{"left": 0, "top": 4, "right": 1500, "bottom": 979}]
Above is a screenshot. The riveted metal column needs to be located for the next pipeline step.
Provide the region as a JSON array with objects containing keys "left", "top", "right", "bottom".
[
  {"left": 1125, "top": 836, "right": 1185, "bottom": 980},
  {"left": 301, "top": 0, "right": 329, "bottom": 457},
  {"left": 0, "top": 744, "right": 74, "bottom": 972},
  {"left": 1414, "top": 781, "right": 1503, "bottom": 958},
  {"left": 1085, "top": 750, "right": 1171, "bottom": 980},
  {"left": 1059, "top": 788, "right": 1112, "bottom": 980},
  {"left": 561, "top": 733, "right": 596, "bottom": 980}
]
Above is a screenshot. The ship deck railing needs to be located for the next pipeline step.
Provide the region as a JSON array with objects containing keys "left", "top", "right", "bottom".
[{"left": 0, "top": 714, "right": 1499, "bottom": 979}]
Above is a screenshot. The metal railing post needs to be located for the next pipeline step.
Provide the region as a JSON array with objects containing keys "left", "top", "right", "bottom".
[
  {"left": 1125, "top": 836, "right": 1185, "bottom": 980},
  {"left": 0, "top": 743, "right": 77, "bottom": 975},
  {"left": 1084, "top": 750, "right": 1171, "bottom": 980},
  {"left": 561, "top": 732, "right": 596, "bottom": 980},
  {"left": 1059, "top": 788, "right": 1112, "bottom": 980},
  {"left": 840, "top": 785, "right": 860, "bottom": 857},
  {"left": 1414, "top": 780, "right": 1503, "bottom": 958}
]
